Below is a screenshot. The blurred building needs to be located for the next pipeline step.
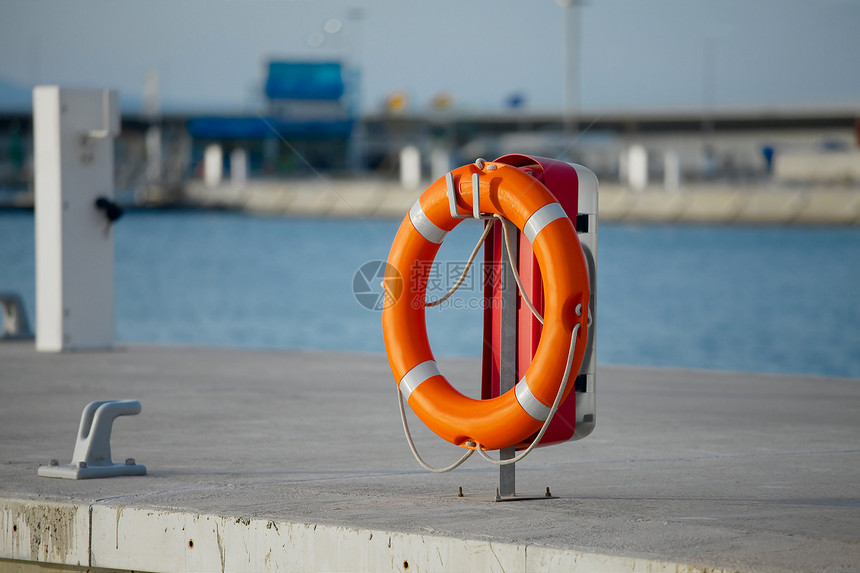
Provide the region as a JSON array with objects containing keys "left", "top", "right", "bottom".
[
  {"left": 0, "top": 68, "right": 858, "bottom": 208},
  {"left": 185, "top": 60, "right": 356, "bottom": 182}
]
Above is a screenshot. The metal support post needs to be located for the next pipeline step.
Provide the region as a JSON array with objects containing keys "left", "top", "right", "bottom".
[{"left": 498, "top": 230, "right": 519, "bottom": 497}]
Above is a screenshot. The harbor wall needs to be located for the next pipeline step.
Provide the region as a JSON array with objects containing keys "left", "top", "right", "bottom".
[
  {"left": 180, "top": 179, "right": 860, "bottom": 225},
  {"left": 3, "top": 179, "right": 859, "bottom": 225}
]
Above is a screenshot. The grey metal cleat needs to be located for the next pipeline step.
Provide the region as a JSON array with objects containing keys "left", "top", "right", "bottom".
[
  {"left": 37, "top": 400, "right": 147, "bottom": 479},
  {"left": 0, "top": 292, "right": 33, "bottom": 340}
]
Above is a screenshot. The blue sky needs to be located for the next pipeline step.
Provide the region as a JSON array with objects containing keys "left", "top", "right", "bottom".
[{"left": 1, "top": 0, "right": 858, "bottom": 114}]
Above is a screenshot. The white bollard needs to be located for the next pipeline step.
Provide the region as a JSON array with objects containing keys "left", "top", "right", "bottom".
[
  {"left": 33, "top": 87, "right": 120, "bottom": 352},
  {"left": 230, "top": 147, "right": 248, "bottom": 187},
  {"left": 203, "top": 143, "right": 223, "bottom": 188},
  {"left": 627, "top": 144, "right": 648, "bottom": 191},
  {"left": 399, "top": 145, "right": 421, "bottom": 190},
  {"left": 430, "top": 148, "right": 451, "bottom": 182},
  {"left": 664, "top": 150, "right": 681, "bottom": 191}
]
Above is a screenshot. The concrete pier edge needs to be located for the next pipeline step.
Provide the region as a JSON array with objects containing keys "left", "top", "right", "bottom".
[{"left": 1, "top": 498, "right": 725, "bottom": 573}]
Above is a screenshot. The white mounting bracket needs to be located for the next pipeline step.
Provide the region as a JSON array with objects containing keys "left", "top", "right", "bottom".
[
  {"left": 37, "top": 400, "right": 147, "bottom": 479},
  {"left": 445, "top": 159, "right": 498, "bottom": 220},
  {"left": 85, "top": 89, "right": 120, "bottom": 140}
]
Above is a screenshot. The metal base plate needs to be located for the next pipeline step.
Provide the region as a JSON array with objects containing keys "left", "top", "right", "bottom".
[
  {"left": 457, "top": 492, "right": 558, "bottom": 503},
  {"left": 37, "top": 462, "right": 146, "bottom": 480}
]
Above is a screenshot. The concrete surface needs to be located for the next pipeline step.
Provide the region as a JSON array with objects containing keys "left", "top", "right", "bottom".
[{"left": 1, "top": 341, "right": 858, "bottom": 572}]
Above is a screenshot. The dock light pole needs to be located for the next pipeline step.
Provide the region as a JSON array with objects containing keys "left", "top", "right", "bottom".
[{"left": 557, "top": 0, "right": 583, "bottom": 138}]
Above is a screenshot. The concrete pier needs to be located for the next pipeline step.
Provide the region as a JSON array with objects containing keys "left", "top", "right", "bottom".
[
  {"left": 180, "top": 179, "right": 860, "bottom": 225},
  {"left": 1, "top": 342, "right": 858, "bottom": 572},
  {"left": 4, "top": 179, "right": 860, "bottom": 226}
]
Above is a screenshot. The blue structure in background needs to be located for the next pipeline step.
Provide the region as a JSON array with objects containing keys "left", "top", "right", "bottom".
[
  {"left": 265, "top": 61, "right": 345, "bottom": 101},
  {"left": 186, "top": 60, "right": 355, "bottom": 175},
  {"left": 186, "top": 117, "right": 353, "bottom": 141}
]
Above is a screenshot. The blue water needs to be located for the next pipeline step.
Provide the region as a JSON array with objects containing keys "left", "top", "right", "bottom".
[{"left": 1, "top": 210, "right": 859, "bottom": 378}]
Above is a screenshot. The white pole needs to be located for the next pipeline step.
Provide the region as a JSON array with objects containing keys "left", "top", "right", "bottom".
[
  {"left": 230, "top": 148, "right": 248, "bottom": 187},
  {"left": 628, "top": 145, "right": 648, "bottom": 191},
  {"left": 145, "top": 125, "right": 162, "bottom": 184},
  {"left": 430, "top": 148, "right": 451, "bottom": 182},
  {"left": 204, "top": 144, "right": 223, "bottom": 188},
  {"left": 558, "top": 0, "right": 581, "bottom": 136},
  {"left": 143, "top": 69, "right": 162, "bottom": 185},
  {"left": 399, "top": 145, "right": 421, "bottom": 190},
  {"left": 33, "top": 86, "right": 119, "bottom": 352},
  {"left": 664, "top": 150, "right": 681, "bottom": 191}
]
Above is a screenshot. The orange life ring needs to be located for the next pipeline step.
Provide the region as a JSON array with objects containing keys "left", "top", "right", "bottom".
[{"left": 382, "top": 160, "right": 591, "bottom": 451}]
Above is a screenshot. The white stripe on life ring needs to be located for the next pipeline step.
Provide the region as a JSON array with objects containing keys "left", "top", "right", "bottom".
[
  {"left": 409, "top": 201, "right": 448, "bottom": 244},
  {"left": 523, "top": 202, "right": 567, "bottom": 244},
  {"left": 399, "top": 360, "right": 441, "bottom": 402},
  {"left": 515, "top": 376, "right": 552, "bottom": 421}
]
